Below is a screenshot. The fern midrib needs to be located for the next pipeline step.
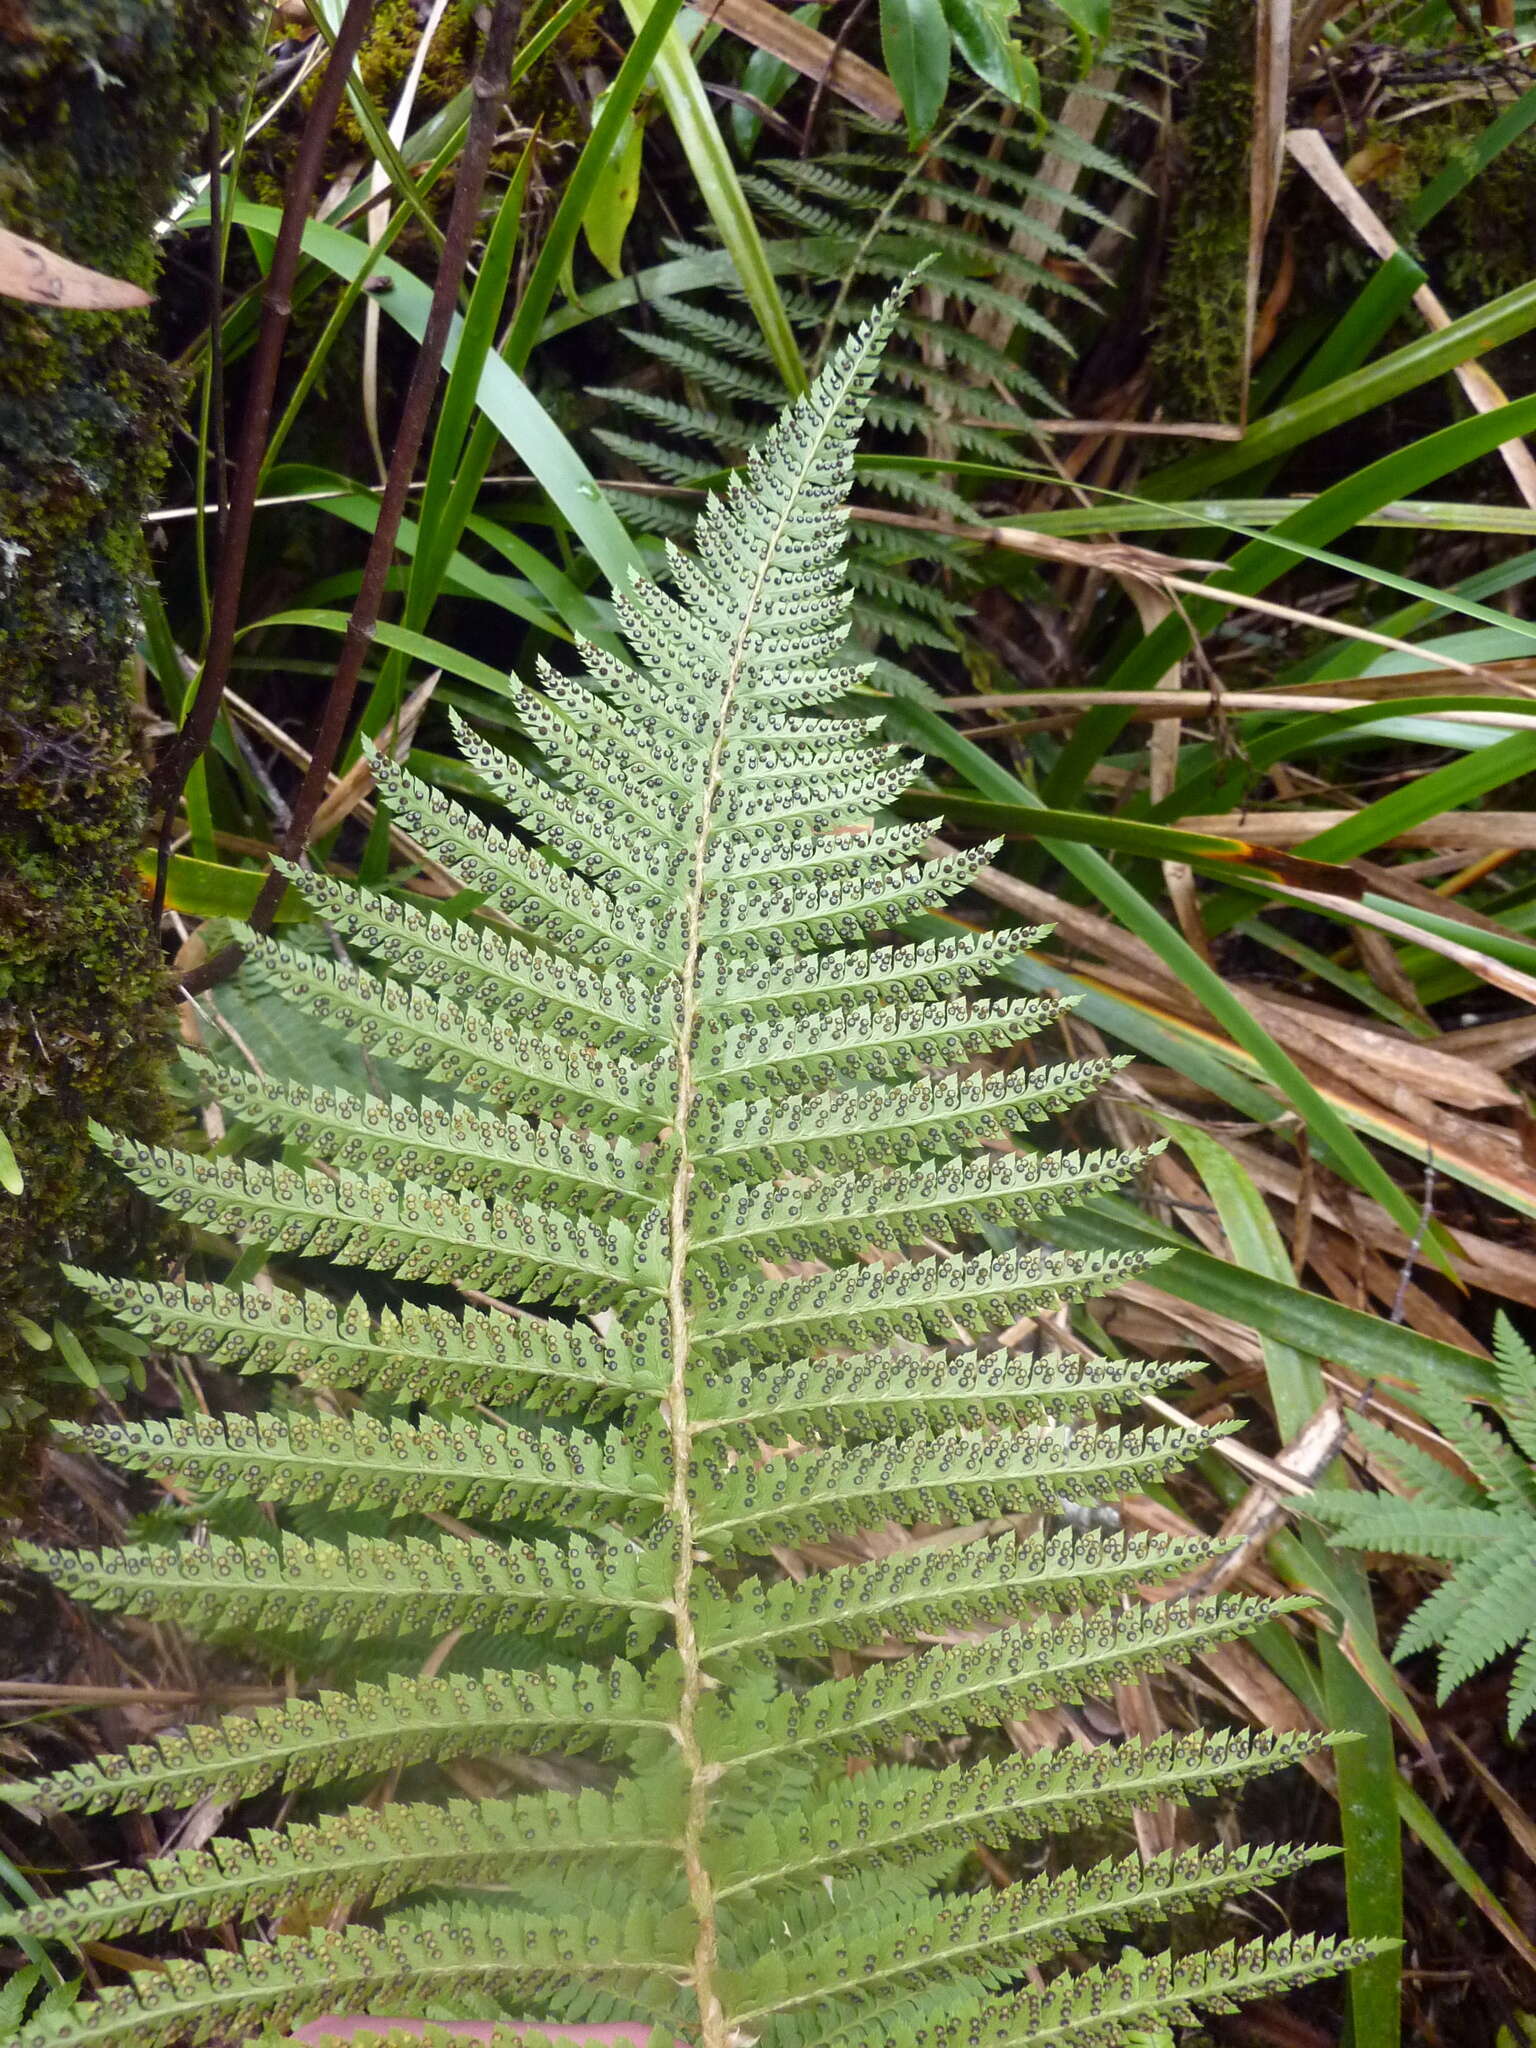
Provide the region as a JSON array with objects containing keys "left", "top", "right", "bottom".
[
  {"left": 666, "top": 356, "right": 881, "bottom": 2036},
  {"left": 664, "top": 468, "right": 824, "bottom": 2043}
]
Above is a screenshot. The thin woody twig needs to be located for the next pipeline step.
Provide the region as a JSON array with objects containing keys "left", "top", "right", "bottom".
[
  {"left": 180, "top": 0, "right": 525, "bottom": 998},
  {"left": 148, "top": 0, "right": 380, "bottom": 924}
]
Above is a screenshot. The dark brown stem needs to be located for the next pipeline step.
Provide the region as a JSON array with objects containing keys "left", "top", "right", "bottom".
[
  {"left": 799, "top": 0, "right": 871, "bottom": 156},
  {"left": 148, "top": 0, "right": 379, "bottom": 920},
  {"left": 206, "top": 105, "right": 229, "bottom": 540},
  {"left": 179, "top": 0, "right": 525, "bottom": 997}
]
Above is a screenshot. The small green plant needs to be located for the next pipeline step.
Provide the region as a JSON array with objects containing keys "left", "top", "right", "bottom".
[
  {"left": 1307, "top": 1312, "right": 1536, "bottom": 1736},
  {"left": 2, "top": 285, "right": 1367, "bottom": 2048}
]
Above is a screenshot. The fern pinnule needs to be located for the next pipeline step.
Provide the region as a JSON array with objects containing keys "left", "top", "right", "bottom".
[{"left": 3, "top": 280, "right": 1365, "bottom": 2048}]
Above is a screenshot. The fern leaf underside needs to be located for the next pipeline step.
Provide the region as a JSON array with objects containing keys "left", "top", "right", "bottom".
[{"left": 6, "top": 289, "right": 1365, "bottom": 2048}]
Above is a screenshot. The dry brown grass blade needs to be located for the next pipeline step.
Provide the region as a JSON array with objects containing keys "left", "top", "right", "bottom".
[
  {"left": 1178, "top": 808, "right": 1536, "bottom": 852},
  {"left": 1286, "top": 126, "right": 1536, "bottom": 508},
  {"left": 0, "top": 1681, "right": 284, "bottom": 1707},
  {"left": 0, "top": 225, "right": 151, "bottom": 310},
  {"left": 1439, "top": 1013, "right": 1536, "bottom": 1070},
  {"left": 967, "top": 64, "right": 1119, "bottom": 354},
  {"left": 308, "top": 670, "right": 440, "bottom": 840},
  {"left": 864, "top": 507, "right": 1507, "bottom": 680},
  {"left": 1444, "top": 1728, "right": 1536, "bottom": 1875},
  {"left": 936, "top": 686, "right": 1536, "bottom": 727},
  {"left": 1237, "top": 992, "right": 1522, "bottom": 1111},
  {"left": 1148, "top": 1116, "right": 1536, "bottom": 1314},
  {"left": 1045, "top": 946, "right": 1536, "bottom": 1224},
  {"left": 1261, "top": 878, "right": 1536, "bottom": 1008},
  {"left": 1187, "top": 1402, "right": 1349, "bottom": 1600},
  {"left": 1244, "top": 1, "right": 1293, "bottom": 425},
  {"left": 697, "top": 0, "right": 903, "bottom": 123},
  {"left": 222, "top": 685, "right": 458, "bottom": 891},
  {"left": 1122, "top": 579, "right": 1211, "bottom": 959}
]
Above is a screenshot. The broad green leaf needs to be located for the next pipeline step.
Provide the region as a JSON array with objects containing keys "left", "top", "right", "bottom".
[
  {"left": 582, "top": 91, "right": 646, "bottom": 280},
  {"left": 942, "top": 0, "right": 1039, "bottom": 105},
  {"left": 881, "top": 0, "right": 951, "bottom": 139},
  {"left": 138, "top": 854, "right": 308, "bottom": 925}
]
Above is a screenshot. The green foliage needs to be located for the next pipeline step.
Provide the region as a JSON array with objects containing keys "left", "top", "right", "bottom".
[
  {"left": 1307, "top": 1313, "right": 1536, "bottom": 1736},
  {"left": 3, "top": 286, "right": 1369, "bottom": 2047}
]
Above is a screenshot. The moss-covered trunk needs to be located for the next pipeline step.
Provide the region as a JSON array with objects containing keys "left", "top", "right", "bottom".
[
  {"left": 0, "top": 2, "right": 252, "bottom": 1433},
  {"left": 1148, "top": 0, "right": 1255, "bottom": 425}
]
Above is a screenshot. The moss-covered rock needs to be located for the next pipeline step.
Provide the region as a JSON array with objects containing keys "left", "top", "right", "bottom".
[{"left": 0, "top": 0, "right": 254, "bottom": 1454}]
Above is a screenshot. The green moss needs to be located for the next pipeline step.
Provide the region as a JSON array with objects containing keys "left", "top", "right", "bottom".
[
  {"left": 0, "top": 0, "right": 255, "bottom": 1483},
  {"left": 1147, "top": 0, "right": 1254, "bottom": 426},
  {"left": 1362, "top": 102, "right": 1536, "bottom": 307},
  {"left": 250, "top": 0, "right": 601, "bottom": 213}
]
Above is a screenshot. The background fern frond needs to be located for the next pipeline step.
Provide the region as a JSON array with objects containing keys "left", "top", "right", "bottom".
[{"left": 1309, "top": 1312, "right": 1536, "bottom": 1732}]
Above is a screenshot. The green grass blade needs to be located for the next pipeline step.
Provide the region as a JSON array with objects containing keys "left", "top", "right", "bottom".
[
  {"left": 616, "top": 0, "right": 807, "bottom": 393},
  {"left": 1163, "top": 1120, "right": 1404, "bottom": 2045},
  {"left": 896, "top": 790, "right": 1357, "bottom": 891},
  {"left": 502, "top": 0, "right": 687, "bottom": 375},
  {"left": 241, "top": 610, "right": 529, "bottom": 701},
  {"left": 1298, "top": 731, "right": 1536, "bottom": 860},
  {"left": 223, "top": 200, "right": 641, "bottom": 590},
  {"left": 1047, "top": 393, "right": 1536, "bottom": 799},
  {"left": 1404, "top": 83, "right": 1536, "bottom": 231},
  {"left": 1144, "top": 275, "right": 1536, "bottom": 500},
  {"left": 1043, "top": 1189, "right": 1494, "bottom": 1407}
]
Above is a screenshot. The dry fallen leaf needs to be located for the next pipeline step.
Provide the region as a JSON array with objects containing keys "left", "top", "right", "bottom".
[{"left": 0, "top": 225, "right": 151, "bottom": 311}]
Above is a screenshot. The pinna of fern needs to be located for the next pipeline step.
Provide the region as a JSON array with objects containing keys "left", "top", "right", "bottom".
[
  {"left": 1304, "top": 1310, "right": 1536, "bottom": 1737},
  {"left": 2, "top": 280, "right": 1376, "bottom": 2048}
]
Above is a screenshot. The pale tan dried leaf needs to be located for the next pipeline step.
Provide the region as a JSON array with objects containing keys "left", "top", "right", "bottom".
[{"left": 0, "top": 225, "right": 150, "bottom": 310}]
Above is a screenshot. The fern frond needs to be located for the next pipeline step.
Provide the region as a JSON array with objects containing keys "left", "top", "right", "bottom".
[
  {"left": 12, "top": 282, "right": 1343, "bottom": 2048},
  {"left": 695, "top": 1142, "right": 1157, "bottom": 1262},
  {"left": 589, "top": 85, "right": 1165, "bottom": 662},
  {"left": 696, "top": 1527, "right": 1220, "bottom": 1665},
  {"left": 1489, "top": 1309, "right": 1536, "bottom": 1462},
  {"left": 1, "top": 1903, "right": 676, "bottom": 2048},
  {"left": 699, "top": 1240, "right": 1150, "bottom": 1358},
  {"left": 95, "top": 1131, "right": 657, "bottom": 1304},
  {"left": 189, "top": 1059, "right": 658, "bottom": 1212},
  {"left": 731, "top": 1843, "right": 1328, "bottom": 2032},
  {"left": 229, "top": 947, "right": 673, "bottom": 1132},
  {"left": 874, "top": 1936, "right": 1381, "bottom": 2048},
  {"left": 691, "top": 1342, "right": 1188, "bottom": 1440},
  {"left": 1343, "top": 1411, "right": 1481, "bottom": 1508},
  {"left": 1430, "top": 1539, "right": 1536, "bottom": 1699},
  {"left": 261, "top": 865, "right": 676, "bottom": 1049},
  {"left": 1311, "top": 1310, "right": 1536, "bottom": 1730},
  {"left": 697, "top": 925, "right": 1046, "bottom": 1018},
  {"left": 694, "top": 1423, "right": 1225, "bottom": 1557},
  {"left": 7, "top": 1783, "right": 679, "bottom": 1943}
]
